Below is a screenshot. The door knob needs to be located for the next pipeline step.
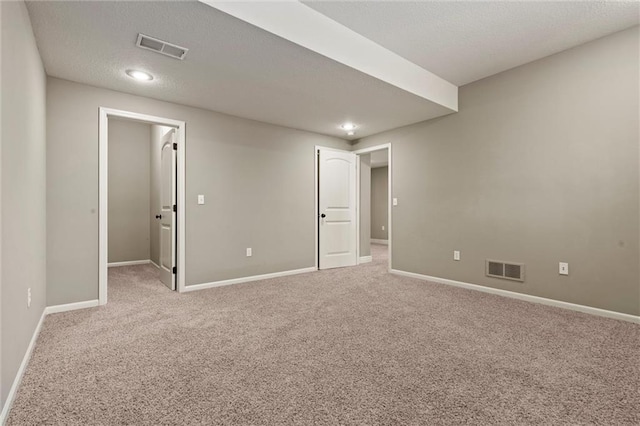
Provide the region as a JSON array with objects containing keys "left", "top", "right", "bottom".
[
  {"left": 320, "top": 213, "right": 326, "bottom": 218},
  {"left": 155, "top": 215, "right": 162, "bottom": 219}
]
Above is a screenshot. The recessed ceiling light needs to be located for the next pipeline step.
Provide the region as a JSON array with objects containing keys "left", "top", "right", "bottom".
[
  {"left": 126, "top": 69, "right": 153, "bottom": 81},
  {"left": 340, "top": 123, "right": 357, "bottom": 131},
  {"left": 347, "top": 131, "right": 355, "bottom": 136}
]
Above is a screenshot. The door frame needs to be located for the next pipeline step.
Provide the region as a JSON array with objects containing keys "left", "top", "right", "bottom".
[
  {"left": 353, "top": 143, "right": 392, "bottom": 271},
  {"left": 98, "top": 107, "right": 186, "bottom": 305},
  {"left": 314, "top": 143, "right": 392, "bottom": 271}
]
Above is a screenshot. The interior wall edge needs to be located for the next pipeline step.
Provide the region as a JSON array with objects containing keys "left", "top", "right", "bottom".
[
  {"left": 392, "top": 269, "right": 640, "bottom": 323},
  {"left": 0, "top": 309, "right": 46, "bottom": 425}
]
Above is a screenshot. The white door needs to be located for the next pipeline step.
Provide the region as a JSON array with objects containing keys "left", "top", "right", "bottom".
[
  {"left": 318, "top": 148, "right": 357, "bottom": 269},
  {"left": 159, "top": 129, "right": 177, "bottom": 290}
]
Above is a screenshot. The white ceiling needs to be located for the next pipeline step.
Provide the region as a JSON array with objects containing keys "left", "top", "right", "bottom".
[
  {"left": 25, "top": 0, "right": 452, "bottom": 140},
  {"left": 304, "top": 1, "right": 640, "bottom": 86},
  {"left": 26, "top": 1, "right": 639, "bottom": 140},
  {"left": 200, "top": 1, "right": 458, "bottom": 111}
]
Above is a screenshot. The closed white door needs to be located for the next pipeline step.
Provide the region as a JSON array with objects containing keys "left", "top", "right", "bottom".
[
  {"left": 159, "top": 129, "right": 177, "bottom": 290},
  {"left": 318, "top": 148, "right": 357, "bottom": 269}
]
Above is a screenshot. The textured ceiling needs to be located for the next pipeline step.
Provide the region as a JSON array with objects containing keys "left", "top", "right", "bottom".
[
  {"left": 25, "top": 1, "right": 639, "bottom": 139},
  {"left": 25, "top": 0, "right": 451, "bottom": 140},
  {"left": 304, "top": 1, "right": 640, "bottom": 86}
]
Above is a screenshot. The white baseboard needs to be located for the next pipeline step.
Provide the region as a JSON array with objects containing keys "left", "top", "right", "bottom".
[
  {"left": 371, "top": 239, "right": 388, "bottom": 245},
  {"left": 45, "top": 299, "right": 100, "bottom": 315},
  {"left": 391, "top": 269, "right": 640, "bottom": 324},
  {"left": 1, "top": 298, "right": 101, "bottom": 421},
  {"left": 108, "top": 259, "right": 150, "bottom": 267},
  {"left": 149, "top": 259, "right": 160, "bottom": 269},
  {"left": 184, "top": 267, "right": 317, "bottom": 293},
  {"left": 359, "top": 256, "right": 373, "bottom": 264},
  {"left": 0, "top": 309, "right": 46, "bottom": 424}
]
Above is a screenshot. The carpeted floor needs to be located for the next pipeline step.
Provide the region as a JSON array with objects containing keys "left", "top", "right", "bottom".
[{"left": 7, "top": 244, "right": 640, "bottom": 425}]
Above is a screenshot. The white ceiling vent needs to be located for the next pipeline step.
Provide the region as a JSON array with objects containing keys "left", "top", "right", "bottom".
[{"left": 136, "top": 34, "right": 188, "bottom": 60}]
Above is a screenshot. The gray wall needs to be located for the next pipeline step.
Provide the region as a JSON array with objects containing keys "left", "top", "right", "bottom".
[
  {"left": 352, "top": 27, "right": 639, "bottom": 315},
  {"left": 47, "top": 78, "right": 350, "bottom": 305},
  {"left": 108, "top": 119, "right": 151, "bottom": 263},
  {"left": 359, "top": 154, "right": 371, "bottom": 257},
  {"left": 149, "top": 125, "right": 173, "bottom": 267},
  {"left": 371, "top": 166, "right": 388, "bottom": 241},
  {"left": 0, "top": 0, "right": 47, "bottom": 409},
  {"left": 0, "top": 0, "right": 3, "bottom": 406}
]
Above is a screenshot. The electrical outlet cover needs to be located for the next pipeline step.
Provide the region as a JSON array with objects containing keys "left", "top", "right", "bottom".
[{"left": 559, "top": 262, "right": 569, "bottom": 275}]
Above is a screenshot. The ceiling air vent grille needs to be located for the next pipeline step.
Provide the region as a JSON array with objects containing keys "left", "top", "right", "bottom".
[
  {"left": 136, "top": 34, "right": 188, "bottom": 60},
  {"left": 486, "top": 259, "right": 525, "bottom": 282}
]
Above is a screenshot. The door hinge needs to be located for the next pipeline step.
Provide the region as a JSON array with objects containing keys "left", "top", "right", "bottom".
[
  {"left": 173, "top": 142, "right": 177, "bottom": 150},
  {"left": 172, "top": 266, "right": 177, "bottom": 274},
  {"left": 173, "top": 205, "right": 177, "bottom": 212}
]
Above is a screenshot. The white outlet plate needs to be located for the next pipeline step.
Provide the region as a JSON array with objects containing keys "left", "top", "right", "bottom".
[
  {"left": 246, "top": 248, "right": 252, "bottom": 257},
  {"left": 559, "top": 262, "right": 569, "bottom": 275},
  {"left": 393, "top": 198, "right": 398, "bottom": 206},
  {"left": 454, "top": 250, "right": 460, "bottom": 261},
  {"left": 27, "top": 288, "right": 32, "bottom": 308},
  {"left": 382, "top": 225, "right": 385, "bottom": 231},
  {"left": 197, "top": 194, "right": 205, "bottom": 205}
]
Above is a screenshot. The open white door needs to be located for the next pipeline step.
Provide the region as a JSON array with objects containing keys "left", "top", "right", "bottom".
[
  {"left": 318, "top": 148, "right": 357, "bottom": 269},
  {"left": 159, "top": 129, "right": 177, "bottom": 290}
]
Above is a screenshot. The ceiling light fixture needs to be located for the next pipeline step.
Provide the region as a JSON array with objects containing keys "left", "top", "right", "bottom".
[
  {"left": 340, "top": 123, "right": 357, "bottom": 131},
  {"left": 126, "top": 69, "right": 154, "bottom": 81}
]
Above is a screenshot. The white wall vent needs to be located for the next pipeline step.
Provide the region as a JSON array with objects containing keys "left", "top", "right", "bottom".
[
  {"left": 136, "top": 34, "right": 188, "bottom": 60},
  {"left": 486, "top": 259, "right": 525, "bottom": 282}
]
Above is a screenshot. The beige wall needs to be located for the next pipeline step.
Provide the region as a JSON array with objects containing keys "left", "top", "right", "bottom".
[
  {"left": 108, "top": 119, "right": 151, "bottom": 263},
  {"left": 352, "top": 27, "right": 640, "bottom": 315},
  {"left": 47, "top": 78, "right": 350, "bottom": 304},
  {"left": 371, "top": 166, "right": 388, "bottom": 241},
  {"left": 0, "top": 0, "right": 47, "bottom": 409},
  {"left": 149, "top": 125, "right": 173, "bottom": 267},
  {"left": 359, "top": 154, "right": 371, "bottom": 257}
]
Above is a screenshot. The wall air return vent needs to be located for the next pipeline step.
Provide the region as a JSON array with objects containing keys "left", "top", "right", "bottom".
[
  {"left": 486, "top": 259, "right": 525, "bottom": 282},
  {"left": 136, "top": 34, "right": 188, "bottom": 60}
]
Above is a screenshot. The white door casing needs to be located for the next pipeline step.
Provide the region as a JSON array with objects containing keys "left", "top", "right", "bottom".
[
  {"left": 318, "top": 148, "right": 357, "bottom": 269},
  {"left": 99, "top": 108, "right": 186, "bottom": 304},
  {"left": 353, "top": 143, "right": 392, "bottom": 272},
  {"left": 159, "top": 129, "right": 177, "bottom": 290}
]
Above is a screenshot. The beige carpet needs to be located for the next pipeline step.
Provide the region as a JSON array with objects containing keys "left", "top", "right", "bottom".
[{"left": 7, "top": 244, "right": 640, "bottom": 425}]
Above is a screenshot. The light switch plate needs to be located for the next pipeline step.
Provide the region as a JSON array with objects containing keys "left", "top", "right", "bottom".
[
  {"left": 197, "top": 195, "right": 205, "bottom": 205},
  {"left": 246, "top": 248, "right": 252, "bottom": 257},
  {"left": 559, "top": 262, "right": 569, "bottom": 275},
  {"left": 393, "top": 198, "right": 398, "bottom": 206},
  {"left": 454, "top": 251, "right": 460, "bottom": 261}
]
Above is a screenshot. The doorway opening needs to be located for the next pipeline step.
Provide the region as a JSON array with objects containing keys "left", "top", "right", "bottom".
[
  {"left": 356, "top": 146, "right": 390, "bottom": 266},
  {"left": 354, "top": 144, "right": 391, "bottom": 270},
  {"left": 314, "top": 143, "right": 392, "bottom": 271},
  {"left": 98, "top": 108, "right": 186, "bottom": 305}
]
